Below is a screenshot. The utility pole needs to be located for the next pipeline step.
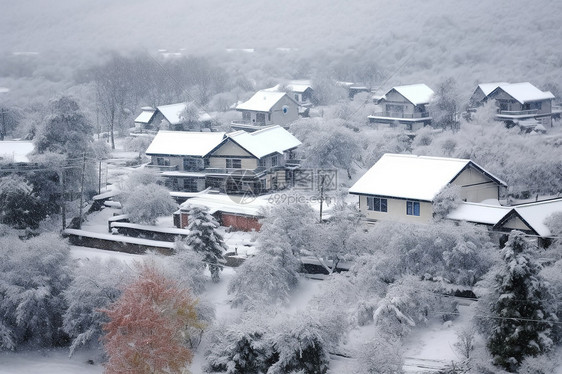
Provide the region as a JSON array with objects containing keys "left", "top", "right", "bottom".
[
  {"left": 319, "top": 174, "right": 325, "bottom": 223},
  {"left": 98, "top": 160, "right": 102, "bottom": 195},
  {"left": 61, "top": 170, "right": 66, "bottom": 230},
  {"left": 0, "top": 108, "right": 6, "bottom": 140},
  {"left": 78, "top": 152, "right": 86, "bottom": 229}
]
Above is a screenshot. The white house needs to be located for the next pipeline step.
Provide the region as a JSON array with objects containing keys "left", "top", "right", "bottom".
[
  {"left": 369, "top": 84, "right": 434, "bottom": 131},
  {"left": 134, "top": 103, "right": 212, "bottom": 132},
  {"left": 448, "top": 198, "right": 562, "bottom": 248},
  {"left": 234, "top": 90, "right": 299, "bottom": 131},
  {"left": 470, "top": 82, "right": 560, "bottom": 129},
  {"left": 349, "top": 154, "right": 507, "bottom": 224},
  {"left": 145, "top": 125, "right": 301, "bottom": 194}
]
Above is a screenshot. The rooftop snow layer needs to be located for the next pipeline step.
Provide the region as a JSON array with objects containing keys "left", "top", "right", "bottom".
[
  {"left": 227, "top": 125, "right": 301, "bottom": 158},
  {"left": 349, "top": 154, "right": 505, "bottom": 202},
  {"left": 390, "top": 84, "right": 434, "bottom": 105},
  {"left": 145, "top": 130, "right": 225, "bottom": 157},
  {"left": 447, "top": 202, "right": 512, "bottom": 225},
  {"left": 478, "top": 82, "right": 509, "bottom": 96},
  {"left": 236, "top": 90, "right": 288, "bottom": 112},
  {"left": 513, "top": 198, "right": 562, "bottom": 237},
  {"left": 0, "top": 141, "right": 34, "bottom": 162},
  {"left": 496, "top": 82, "right": 555, "bottom": 104},
  {"left": 134, "top": 108, "right": 156, "bottom": 123},
  {"left": 157, "top": 103, "right": 212, "bottom": 125},
  {"left": 180, "top": 193, "right": 270, "bottom": 216}
]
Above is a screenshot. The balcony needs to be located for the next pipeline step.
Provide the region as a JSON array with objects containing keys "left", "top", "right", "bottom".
[
  {"left": 371, "top": 111, "right": 430, "bottom": 119},
  {"left": 497, "top": 109, "right": 538, "bottom": 116},
  {"left": 145, "top": 164, "right": 178, "bottom": 172}
]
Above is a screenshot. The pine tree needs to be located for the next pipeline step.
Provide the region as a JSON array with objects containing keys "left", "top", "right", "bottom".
[
  {"left": 487, "top": 231, "right": 557, "bottom": 372},
  {"left": 183, "top": 206, "right": 227, "bottom": 282},
  {"left": 102, "top": 263, "right": 200, "bottom": 374}
]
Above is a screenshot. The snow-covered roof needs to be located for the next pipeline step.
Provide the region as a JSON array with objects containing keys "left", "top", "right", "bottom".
[
  {"left": 145, "top": 130, "right": 226, "bottom": 157},
  {"left": 349, "top": 154, "right": 505, "bottom": 202},
  {"left": 512, "top": 198, "right": 562, "bottom": 237},
  {"left": 0, "top": 141, "right": 34, "bottom": 162},
  {"left": 494, "top": 82, "right": 555, "bottom": 104},
  {"left": 180, "top": 194, "right": 269, "bottom": 217},
  {"left": 134, "top": 107, "right": 156, "bottom": 124},
  {"left": 156, "top": 103, "right": 212, "bottom": 125},
  {"left": 236, "top": 90, "right": 290, "bottom": 112},
  {"left": 447, "top": 202, "right": 512, "bottom": 225},
  {"left": 389, "top": 84, "right": 434, "bottom": 106},
  {"left": 477, "top": 82, "right": 509, "bottom": 97},
  {"left": 226, "top": 125, "right": 301, "bottom": 159}
]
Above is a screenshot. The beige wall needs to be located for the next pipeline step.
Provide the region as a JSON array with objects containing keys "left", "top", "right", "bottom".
[
  {"left": 383, "top": 90, "right": 415, "bottom": 114},
  {"left": 500, "top": 215, "right": 532, "bottom": 232},
  {"left": 208, "top": 140, "right": 258, "bottom": 169},
  {"left": 212, "top": 140, "right": 252, "bottom": 157},
  {"left": 270, "top": 96, "right": 299, "bottom": 126},
  {"left": 208, "top": 156, "right": 257, "bottom": 169},
  {"left": 450, "top": 166, "right": 500, "bottom": 202},
  {"left": 358, "top": 195, "right": 433, "bottom": 224}
]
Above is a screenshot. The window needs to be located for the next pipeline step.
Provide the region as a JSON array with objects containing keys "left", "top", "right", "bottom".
[
  {"left": 367, "top": 196, "right": 387, "bottom": 212},
  {"left": 271, "top": 155, "right": 278, "bottom": 167},
  {"left": 406, "top": 201, "right": 420, "bottom": 216},
  {"left": 183, "top": 157, "right": 200, "bottom": 171},
  {"left": 226, "top": 158, "right": 242, "bottom": 168},
  {"left": 183, "top": 178, "right": 198, "bottom": 192},
  {"left": 258, "top": 158, "right": 266, "bottom": 167}
]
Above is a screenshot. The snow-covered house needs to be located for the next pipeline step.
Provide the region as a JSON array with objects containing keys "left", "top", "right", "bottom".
[
  {"left": 368, "top": 84, "right": 434, "bottom": 131},
  {"left": 134, "top": 103, "right": 212, "bottom": 132},
  {"left": 470, "top": 82, "right": 559, "bottom": 128},
  {"left": 173, "top": 193, "right": 269, "bottom": 231},
  {"left": 448, "top": 198, "right": 562, "bottom": 248},
  {"left": 233, "top": 90, "right": 299, "bottom": 131},
  {"left": 349, "top": 154, "right": 507, "bottom": 224},
  {"left": 145, "top": 125, "right": 301, "bottom": 194},
  {"left": 265, "top": 80, "right": 314, "bottom": 107}
]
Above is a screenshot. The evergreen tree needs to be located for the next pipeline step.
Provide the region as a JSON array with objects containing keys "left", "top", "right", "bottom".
[
  {"left": 487, "top": 231, "right": 557, "bottom": 372},
  {"left": 183, "top": 206, "right": 227, "bottom": 282}
]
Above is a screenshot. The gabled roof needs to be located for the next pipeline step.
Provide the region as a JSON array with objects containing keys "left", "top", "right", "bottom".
[
  {"left": 0, "top": 141, "right": 34, "bottom": 163},
  {"left": 476, "top": 82, "right": 510, "bottom": 97},
  {"left": 386, "top": 84, "right": 434, "bottom": 106},
  {"left": 264, "top": 80, "right": 313, "bottom": 94},
  {"left": 349, "top": 154, "right": 506, "bottom": 202},
  {"left": 225, "top": 125, "right": 301, "bottom": 159},
  {"left": 447, "top": 202, "right": 512, "bottom": 225},
  {"left": 491, "top": 82, "right": 555, "bottom": 104},
  {"left": 510, "top": 198, "right": 562, "bottom": 237},
  {"left": 134, "top": 107, "right": 157, "bottom": 124},
  {"left": 179, "top": 193, "right": 269, "bottom": 217},
  {"left": 236, "top": 90, "right": 295, "bottom": 112},
  {"left": 145, "top": 131, "right": 226, "bottom": 157},
  {"left": 156, "top": 103, "right": 212, "bottom": 125}
]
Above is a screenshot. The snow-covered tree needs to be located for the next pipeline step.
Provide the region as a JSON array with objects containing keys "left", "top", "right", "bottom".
[
  {"left": 355, "top": 330, "right": 404, "bottom": 374},
  {"left": 228, "top": 241, "right": 300, "bottom": 309},
  {"left": 182, "top": 205, "right": 227, "bottom": 282},
  {"left": 171, "top": 240, "right": 209, "bottom": 295},
  {"left": 432, "top": 184, "right": 462, "bottom": 221},
  {"left": 268, "top": 315, "right": 330, "bottom": 374},
  {"left": 373, "top": 275, "right": 453, "bottom": 338},
  {"left": 485, "top": 231, "right": 557, "bottom": 372},
  {"left": 63, "top": 257, "right": 132, "bottom": 356},
  {"left": 204, "top": 317, "right": 275, "bottom": 374},
  {"left": 0, "top": 175, "right": 44, "bottom": 229},
  {"left": 0, "top": 233, "right": 72, "bottom": 350},
  {"left": 121, "top": 183, "right": 177, "bottom": 225},
  {"left": 102, "top": 262, "right": 200, "bottom": 374},
  {"left": 308, "top": 200, "right": 363, "bottom": 274}
]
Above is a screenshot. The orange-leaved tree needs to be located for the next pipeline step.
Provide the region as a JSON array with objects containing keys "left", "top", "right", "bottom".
[{"left": 101, "top": 262, "right": 201, "bottom": 374}]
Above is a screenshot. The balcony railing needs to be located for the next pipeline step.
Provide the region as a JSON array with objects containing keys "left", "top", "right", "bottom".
[
  {"left": 146, "top": 164, "right": 178, "bottom": 172},
  {"left": 497, "top": 109, "right": 539, "bottom": 116},
  {"left": 371, "top": 111, "right": 430, "bottom": 119}
]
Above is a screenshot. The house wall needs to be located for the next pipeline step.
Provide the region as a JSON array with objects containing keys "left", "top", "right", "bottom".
[
  {"left": 358, "top": 195, "right": 433, "bottom": 224},
  {"left": 209, "top": 140, "right": 258, "bottom": 169},
  {"left": 383, "top": 90, "right": 416, "bottom": 114},
  {"left": 450, "top": 166, "right": 500, "bottom": 202},
  {"left": 469, "top": 87, "right": 487, "bottom": 105},
  {"left": 221, "top": 213, "right": 262, "bottom": 232},
  {"left": 270, "top": 95, "right": 299, "bottom": 126},
  {"left": 499, "top": 215, "right": 532, "bottom": 232}
]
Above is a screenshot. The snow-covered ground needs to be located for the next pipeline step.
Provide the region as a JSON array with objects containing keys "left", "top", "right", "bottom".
[{"left": 0, "top": 242, "right": 478, "bottom": 374}]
